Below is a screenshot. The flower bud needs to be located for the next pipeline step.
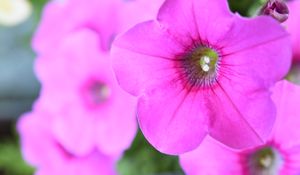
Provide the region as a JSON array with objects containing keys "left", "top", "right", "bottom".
[{"left": 260, "top": 0, "right": 289, "bottom": 23}]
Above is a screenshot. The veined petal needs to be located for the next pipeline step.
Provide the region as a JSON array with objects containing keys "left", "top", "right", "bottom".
[
  {"left": 180, "top": 137, "right": 242, "bottom": 175},
  {"left": 137, "top": 82, "right": 208, "bottom": 155},
  {"left": 271, "top": 81, "right": 300, "bottom": 150},
  {"left": 157, "top": 0, "right": 233, "bottom": 45},
  {"left": 112, "top": 20, "right": 183, "bottom": 96},
  {"left": 208, "top": 75, "right": 276, "bottom": 149}
]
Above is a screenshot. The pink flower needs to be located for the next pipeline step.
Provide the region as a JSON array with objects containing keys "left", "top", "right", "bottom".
[
  {"left": 180, "top": 80, "right": 300, "bottom": 175},
  {"left": 18, "top": 105, "right": 117, "bottom": 175},
  {"left": 35, "top": 29, "right": 137, "bottom": 156},
  {"left": 111, "top": 0, "right": 292, "bottom": 154},
  {"left": 32, "top": 0, "right": 164, "bottom": 54},
  {"left": 286, "top": 0, "right": 300, "bottom": 61}
]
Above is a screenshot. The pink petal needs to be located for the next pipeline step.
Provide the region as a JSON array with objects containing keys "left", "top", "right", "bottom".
[
  {"left": 32, "top": 0, "right": 121, "bottom": 53},
  {"left": 219, "top": 15, "right": 291, "bottom": 86},
  {"left": 206, "top": 15, "right": 291, "bottom": 149},
  {"left": 52, "top": 109, "right": 96, "bottom": 156},
  {"left": 92, "top": 57, "right": 137, "bottom": 155},
  {"left": 112, "top": 20, "right": 183, "bottom": 96},
  {"left": 271, "top": 80, "right": 300, "bottom": 150},
  {"left": 17, "top": 111, "right": 65, "bottom": 167},
  {"left": 286, "top": 0, "right": 300, "bottom": 60},
  {"left": 208, "top": 76, "right": 276, "bottom": 149},
  {"left": 180, "top": 136, "right": 242, "bottom": 175},
  {"left": 70, "top": 151, "right": 117, "bottom": 175},
  {"left": 95, "top": 86, "right": 137, "bottom": 156},
  {"left": 157, "top": 0, "right": 233, "bottom": 45},
  {"left": 281, "top": 146, "right": 300, "bottom": 174},
  {"left": 137, "top": 82, "right": 208, "bottom": 155},
  {"left": 35, "top": 151, "right": 117, "bottom": 175}
]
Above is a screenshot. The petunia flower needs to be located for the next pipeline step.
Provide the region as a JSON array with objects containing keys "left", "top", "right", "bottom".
[
  {"left": 111, "top": 0, "right": 292, "bottom": 154},
  {"left": 286, "top": 0, "right": 300, "bottom": 61},
  {"left": 180, "top": 80, "right": 300, "bottom": 175},
  {"left": 35, "top": 29, "right": 137, "bottom": 156},
  {"left": 32, "top": 0, "right": 164, "bottom": 54},
  {"left": 17, "top": 105, "right": 117, "bottom": 175}
]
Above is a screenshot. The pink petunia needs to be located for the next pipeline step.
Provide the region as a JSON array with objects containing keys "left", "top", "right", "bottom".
[
  {"left": 286, "top": 0, "right": 300, "bottom": 61},
  {"left": 32, "top": 0, "right": 164, "bottom": 54},
  {"left": 111, "top": 0, "right": 292, "bottom": 154},
  {"left": 35, "top": 29, "right": 137, "bottom": 156},
  {"left": 18, "top": 105, "right": 117, "bottom": 175},
  {"left": 180, "top": 80, "right": 300, "bottom": 175}
]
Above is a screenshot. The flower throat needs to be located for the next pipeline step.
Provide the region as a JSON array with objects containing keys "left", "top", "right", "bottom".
[{"left": 180, "top": 46, "right": 220, "bottom": 88}]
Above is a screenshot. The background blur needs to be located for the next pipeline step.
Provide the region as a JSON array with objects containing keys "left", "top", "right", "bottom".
[{"left": 0, "top": 0, "right": 288, "bottom": 175}]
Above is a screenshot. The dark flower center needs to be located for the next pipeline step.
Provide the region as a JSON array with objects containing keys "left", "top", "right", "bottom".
[
  {"left": 244, "top": 146, "right": 282, "bottom": 175},
  {"left": 251, "top": 147, "right": 275, "bottom": 169},
  {"left": 88, "top": 81, "right": 111, "bottom": 104},
  {"left": 179, "top": 46, "right": 220, "bottom": 88},
  {"left": 81, "top": 79, "right": 111, "bottom": 108}
]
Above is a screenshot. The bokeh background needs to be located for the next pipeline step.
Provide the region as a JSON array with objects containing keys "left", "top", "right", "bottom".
[{"left": 0, "top": 0, "right": 296, "bottom": 175}]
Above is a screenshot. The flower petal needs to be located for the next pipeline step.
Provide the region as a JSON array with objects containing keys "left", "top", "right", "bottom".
[
  {"left": 157, "top": 0, "right": 233, "bottom": 44},
  {"left": 52, "top": 108, "right": 96, "bottom": 156},
  {"left": 17, "top": 111, "right": 65, "bottom": 167},
  {"left": 286, "top": 0, "right": 300, "bottom": 60},
  {"left": 95, "top": 83, "right": 137, "bottom": 156},
  {"left": 271, "top": 80, "right": 300, "bottom": 150},
  {"left": 219, "top": 15, "right": 291, "bottom": 86},
  {"left": 180, "top": 137, "right": 242, "bottom": 175},
  {"left": 137, "top": 82, "right": 208, "bottom": 155},
  {"left": 112, "top": 20, "right": 182, "bottom": 96},
  {"left": 208, "top": 75, "right": 276, "bottom": 149}
]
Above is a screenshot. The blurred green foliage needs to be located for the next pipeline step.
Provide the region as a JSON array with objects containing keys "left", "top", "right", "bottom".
[
  {"left": 118, "top": 131, "right": 184, "bottom": 175},
  {"left": 0, "top": 140, "right": 34, "bottom": 175},
  {"left": 0, "top": 0, "right": 265, "bottom": 175}
]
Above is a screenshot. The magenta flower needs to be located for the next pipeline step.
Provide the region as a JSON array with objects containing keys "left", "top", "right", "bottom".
[
  {"left": 286, "top": 0, "right": 300, "bottom": 61},
  {"left": 111, "top": 0, "right": 292, "bottom": 154},
  {"left": 180, "top": 80, "right": 300, "bottom": 175},
  {"left": 35, "top": 29, "right": 137, "bottom": 156},
  {"left": 18, "top": 107, "right": 117, "bottom": 175},
  {"left": 32, "top": 0, "right": 163, "bottom": 54}
]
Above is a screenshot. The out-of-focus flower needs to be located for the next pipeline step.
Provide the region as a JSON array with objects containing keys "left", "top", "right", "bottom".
[
  {"left": 180, "top": 80, "right": 300, "bottom": 175},
  {"left": 111, "top": 0, "right": 292, "bottom": 154},
  {"left": 286, "top": 0, "right": 300, "bottom": 61},
  {"left": 0, "top": 0, "right": 32, "bottom": 26},
  {"left": 32, "top": 0, "right": 164, "bottom": 54},
  {"left": 35, "top": 29, "right": 137, "bottom": 157},
  {"left": 20, "top": 0, "right": 165, "bottom": 170},
  {"left": 18, "top": 104, "right": 117, "bottom": 175},
  {"left": 260, "top": 0, "right": 289, "bottom": 23}
]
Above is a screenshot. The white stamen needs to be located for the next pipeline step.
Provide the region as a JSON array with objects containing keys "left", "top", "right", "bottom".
[
  {"left": 203, "top": 56, "right": 210, "bottom": 64},
  {"left": 202, "top": 64, "right": 210, "bottom": 72},
  {"left": 259, "top": 156, "right": 273, "bottom": 168}
]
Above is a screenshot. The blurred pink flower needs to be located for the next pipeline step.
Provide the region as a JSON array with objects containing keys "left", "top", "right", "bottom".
[
  {"left": 180, "top": 80, "right": 300, "bottom": 175},
  {"left": 18, "top": 106, "right": 117, "bottom": 175},
  {"left": 111, "top": 0, "right": 292, "bottom": 154},
  {"left": 35, "top": 29, "right": 137, "bottom": 156},
  {"left": 32, "top": 0, "right": 164, "bottom": 53},
  {"left": 286, "top": 0, "right": 300, "bottom": 61}
]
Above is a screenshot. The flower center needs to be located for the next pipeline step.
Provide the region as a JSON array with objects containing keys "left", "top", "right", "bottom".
[
  {"left": 246, "top": 146, "right": 283, "bottom": 175},
  {"left": 180, "top": 46, "right": 220, "bottom": 88},
  {"left": 88, "top": 82, "right": 111, "bottom": 104},
  {"left": 82, "top": 79, "right": 111, "bottom": 108},
  {"left": 195, "top": 48, "right": 219, "bottom": 73},
  {"left": 253, "top": 147, "right": 275, "bottom": 169}
]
